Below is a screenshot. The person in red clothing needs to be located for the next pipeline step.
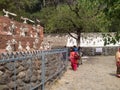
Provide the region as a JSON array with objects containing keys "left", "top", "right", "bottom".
[
  {"left": 115, "top": 48, "right": 120, "bottom": 78},
  {"left": 69, "top": 47, "right": 80, "bottom": 71}
]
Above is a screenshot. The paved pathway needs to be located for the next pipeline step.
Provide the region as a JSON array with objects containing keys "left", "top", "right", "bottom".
[{"left": 50, "top": 56, "right": 120, "bottom": 90}]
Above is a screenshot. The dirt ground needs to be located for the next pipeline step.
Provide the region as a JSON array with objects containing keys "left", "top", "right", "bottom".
[{"left": 50, "top": 56, "right": 120, "bottom": 90}]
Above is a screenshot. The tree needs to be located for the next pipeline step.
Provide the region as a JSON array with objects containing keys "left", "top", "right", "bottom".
[
  {"left": 101, "top": 0, "right": 120, "bottom": 45},
  {"left": 43, "top": 0, "right": 110, "bottom": 46}
]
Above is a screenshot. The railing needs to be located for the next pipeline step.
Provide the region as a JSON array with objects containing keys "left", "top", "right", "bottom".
[{"left": 0, "top": 48, "right": 68, "bottom": 90}]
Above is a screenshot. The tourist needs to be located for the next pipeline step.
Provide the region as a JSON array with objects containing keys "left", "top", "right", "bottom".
[
  {"left": 69, "top": 47, "right": 79, "bottom": 71},
  {"left": 73, "top": 46, "right": 82, "bottom": 66},
  {"left": 73, "top": 46, "right": 79, "bottom": 66},
  {"left": 115, "top": 48, "right": 120, "bottom": 78},
  {"left": 73, "top": 45, "right": 78, "bottom": 52}
]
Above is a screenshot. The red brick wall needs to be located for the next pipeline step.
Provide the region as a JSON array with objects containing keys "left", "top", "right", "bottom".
[
  {"left": 0, "top": 16, "right": 34, "bottom": 35},
  {"left": 0, "top": 16, "right": 43, "bottom": 52},
  {"left": 0, "top": 16, "right": 44, "bottom": 39},
  {"left": 0, "top": 35, "right": 36, "bottom": 50}
]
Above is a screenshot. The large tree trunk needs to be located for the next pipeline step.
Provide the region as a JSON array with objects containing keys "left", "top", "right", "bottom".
[
  {"left": 68, "top": 28, "right": 82, "bottom": 47},
  {"left": 76, "top": 29, "right": 82, "bottom": 46},
  {"left": 77, "top": 33, "right": 80, "bottom": 46}
]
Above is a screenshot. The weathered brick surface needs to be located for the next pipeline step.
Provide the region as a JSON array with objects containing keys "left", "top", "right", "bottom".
[
  {"left": 0, "top": 16, "right": 44, "bottom": 52},
  {"left": 0, "top": 35, "right": 35, "bottom": 50},
  {"left": 0, "top": 16, "right": 33, "bottom": 35}
]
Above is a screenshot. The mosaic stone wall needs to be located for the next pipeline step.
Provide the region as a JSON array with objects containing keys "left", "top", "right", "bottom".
[{"left": 0, "top": 50, "right": 67, "bottom": 90}]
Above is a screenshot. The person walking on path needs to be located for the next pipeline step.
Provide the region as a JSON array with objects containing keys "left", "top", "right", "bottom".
[
  {"left": 73, "top": 46, "right": 81, "bottom": 67},
  {"left": 115, "top": 48, "right": 120, "bottom": 78},
  {"left": 69, "top": 47, "right": 80, "bottom": 71},
  {"left": 73, "top": 46, "right": 78, "bottom": 52}
]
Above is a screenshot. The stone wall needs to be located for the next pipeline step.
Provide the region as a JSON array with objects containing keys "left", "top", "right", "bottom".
[
  {"left": 44, "top": 34, "right": 119, "bottom": 56},
  {"left": 0, "top": 49, "right": 67, "bottom": 90},
  {"left": 43, "top": 34, "right": 68, "bottom": 48},
  {"left": 81, "top": 46, "right": 119, "bottom": 56}
]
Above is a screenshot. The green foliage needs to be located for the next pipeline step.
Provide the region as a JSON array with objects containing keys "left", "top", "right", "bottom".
[
  {"left": 101, "top": 0, "right": 120, "bottom": 45},
  {"left": 0, "top": 0, "right": 43, "bottom": 24},
  {"left": 103, "top": 0, "right": 120, "bottom": 32},
  {"left": 103, "top": 32, "right": 120, "bottom": 46},
  {"left": 42, "top": 0, "right": 110, "bottom": 34}
]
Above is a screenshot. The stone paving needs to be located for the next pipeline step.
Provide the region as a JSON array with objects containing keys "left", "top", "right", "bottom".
[{"left": 50, "top": 56, "right": 120, "bottom": 90}]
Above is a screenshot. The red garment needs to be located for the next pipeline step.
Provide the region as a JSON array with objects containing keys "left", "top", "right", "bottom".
[
  {"left": 70, "top": 51, "right": 79, "bottom": 71},
  {"left": 116, "top": 61, "right": 120, "bottom": 67}
]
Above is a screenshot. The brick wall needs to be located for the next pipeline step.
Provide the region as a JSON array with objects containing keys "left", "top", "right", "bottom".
[
  {"left": 0, "top": 16, "right": 44, "bottom": 52},
  {"left": 0, "top": 16, "right": 33, "bottom": 35},
  {"left": 0, "top": 35, "right": 36, "bottom": 50}
]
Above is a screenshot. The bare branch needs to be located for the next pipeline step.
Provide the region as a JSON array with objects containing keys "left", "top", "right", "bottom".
[{"left": 68, "top": 31, "right": 77, "bottom": 39}]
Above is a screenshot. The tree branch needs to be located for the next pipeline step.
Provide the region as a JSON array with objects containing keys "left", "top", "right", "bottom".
[
  {"left": 66, "top": 1, "right": 81, "bottom": 19},
  {"left": 65, "top": 17, "right": 78, "bottom": 28},
  {"left": 68, "top": 31, "right": 77, "bottom": 39}
]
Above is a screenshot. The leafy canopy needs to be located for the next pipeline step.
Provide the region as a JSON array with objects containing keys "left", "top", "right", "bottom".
[{"left": 42, "top": 0, "right": 110, "bottom": 34}]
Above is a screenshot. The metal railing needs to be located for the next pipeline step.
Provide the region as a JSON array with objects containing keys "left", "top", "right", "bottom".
[{"left": 0, "top": 48, "right": 68, "bottom": 90}]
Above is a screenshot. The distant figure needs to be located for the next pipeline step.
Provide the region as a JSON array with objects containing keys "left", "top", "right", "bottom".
[
  {"left": 3, "top": 9, "right": 17, "bottom": 17},
  {"left": 115, "top": 48, "right": 120, "bottom": 78},
  {"left": 73, "top": 46, "right": 82, "bottom": 66},
  {"left": 69, "top": 47, "right": 80, "bottom": 71},
  {"left": 73, "top": 46, "right": 78, "bottom": 52}
]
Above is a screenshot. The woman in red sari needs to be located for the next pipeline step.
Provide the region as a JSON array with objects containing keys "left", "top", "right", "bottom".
[
  {"left": 69, "top": 47, "right": 80, "bottom": 71},
  {"left": 115, "top": 48, "right": 120, "bottom": 78}
]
